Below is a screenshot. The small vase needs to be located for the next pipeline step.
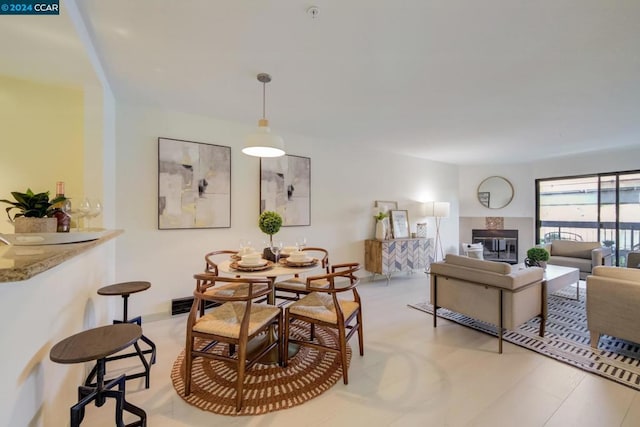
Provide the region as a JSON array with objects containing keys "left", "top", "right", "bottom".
[{"left": 375, "top": 220, "right": 386, "bottom": 240}]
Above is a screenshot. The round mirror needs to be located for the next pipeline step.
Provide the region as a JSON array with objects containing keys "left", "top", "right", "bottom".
[{"left": 477, "top": 176, "right": 514, "bottom": 209}]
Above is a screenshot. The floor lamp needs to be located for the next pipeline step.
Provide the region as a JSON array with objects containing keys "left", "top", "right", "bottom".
[{"left": 425, "top": 201, "right": 450, "bottom": 263}]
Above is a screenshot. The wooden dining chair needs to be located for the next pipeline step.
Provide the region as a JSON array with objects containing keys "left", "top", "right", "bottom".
[
  {"left": 274, "top": 247, "right": 330, "bottom": 302},
  {"left": 204, "top": 249, "right": 238, "bottom": 274},
  {"left": 200, "top": 250, "right": 240, "bottom": 315},
  {"left": 283, "top": 262, "right": 363, "bottom": 384},
  {"left": 184, "top": 274, "right": 282, "bottom": 412}
]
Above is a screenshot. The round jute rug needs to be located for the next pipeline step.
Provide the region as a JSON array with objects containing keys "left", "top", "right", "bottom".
[{"left": 171, "top": 321, "right": 352, "bottom": 416}]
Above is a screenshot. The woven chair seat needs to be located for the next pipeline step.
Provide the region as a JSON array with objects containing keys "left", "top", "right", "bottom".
[
  {"left": 275, "top": 278, "right": 330, "bottom": 292},
  {"left": 193, "top": 302, "right": 280, "bottom": 339},
  {"left": 204, "top": 282, "right": 269, "bottom": 298},
  {"left": 288, "top": 292, "right": 360, "bottom": 324}
]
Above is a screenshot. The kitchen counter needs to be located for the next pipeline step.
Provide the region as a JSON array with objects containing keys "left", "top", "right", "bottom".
[{"left": 0, "top": 229, "right": 123, "bottom": 282}]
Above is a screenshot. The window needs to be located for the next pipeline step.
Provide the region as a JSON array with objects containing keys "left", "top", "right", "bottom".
[{"left": 536, "top": 170, "right": 640, "bottom": 267}]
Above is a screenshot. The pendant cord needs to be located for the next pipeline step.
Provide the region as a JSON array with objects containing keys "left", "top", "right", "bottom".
[{"left": 262, "top": 82, "right": 266, "bottom": 120}]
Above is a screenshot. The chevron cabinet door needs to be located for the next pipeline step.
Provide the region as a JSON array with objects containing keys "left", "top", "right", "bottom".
[{"left": 365, "top": 238, "right": 434, "bottom": 281}]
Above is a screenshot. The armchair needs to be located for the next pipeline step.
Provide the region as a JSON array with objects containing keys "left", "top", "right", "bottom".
[
  {"left": 587, "top": 266, "right": 640, "bottom": 348},
  {"left": 543, "top": 240, "right": 612, "bottom": 280}
]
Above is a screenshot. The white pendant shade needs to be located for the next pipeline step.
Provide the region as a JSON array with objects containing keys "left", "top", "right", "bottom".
[
  {"left": 243, "top": 73, "right": 285, "bottom": 158},
  {"left": 242, "top": 120, "right": 285, "bottom": 158}
]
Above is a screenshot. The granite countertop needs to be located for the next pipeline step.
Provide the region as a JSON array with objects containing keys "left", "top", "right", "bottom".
[{"left": 0, "top": 229, "right": 123, "bottom": 282}]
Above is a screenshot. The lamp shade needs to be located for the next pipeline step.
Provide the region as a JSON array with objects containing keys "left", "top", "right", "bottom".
[
  {"left": 242, "top": 119, "right": 285, "bottom": 158},
  {"left": 425, "top": 201, "right": 450, "bottom": 218}
]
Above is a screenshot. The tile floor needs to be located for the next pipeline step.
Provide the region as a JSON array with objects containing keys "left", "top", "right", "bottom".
[{"left": 86, "top": 273, "right": 640, "bottom": 426}]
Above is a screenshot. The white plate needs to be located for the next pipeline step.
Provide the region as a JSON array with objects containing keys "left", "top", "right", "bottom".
[
  {"left": 0, "top": 229, "right": 110, "bottom": 246},
  {"left": 238, "top": 259, "right": 267, "bottom": 267},
  {"left": 288, "top": 257, "right": 313, "bottom": 263}
]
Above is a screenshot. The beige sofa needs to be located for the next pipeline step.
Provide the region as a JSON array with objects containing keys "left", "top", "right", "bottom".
[
  {"left": 430, "top": 254, "right": 544, "bottom": 353},
  {"left": 543, "top": 240, "right": 612, "bottom": 280},
  {"left": 586, "top": 266, "right": 640, "bottom": 348}
]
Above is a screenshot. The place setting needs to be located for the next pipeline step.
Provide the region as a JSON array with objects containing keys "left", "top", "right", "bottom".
[
  {"left": 279, "top": 250, "right": 318, "bottom": 267},
  {"left": 229, "top": 251, "right": 274, "bottom": 272}
]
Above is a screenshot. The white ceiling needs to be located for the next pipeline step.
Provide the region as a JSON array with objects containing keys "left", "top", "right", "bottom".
[{"left": 3, "top": 1, "right": 640, "bottom": 165}]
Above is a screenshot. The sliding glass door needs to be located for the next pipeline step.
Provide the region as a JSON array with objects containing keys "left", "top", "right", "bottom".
[{"left": 536, "top": 170, "right": 640, "bottom": 266}]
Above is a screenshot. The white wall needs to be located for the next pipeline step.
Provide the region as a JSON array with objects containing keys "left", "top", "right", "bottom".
[
  {"left": 532, "top": 145, "right": 640, "bottom": 179},
  {"left": 459, "top": 164, "right": 534, "bottom": 218},
  {"left": 115, "top": 103, "right": 459, "bottom": 317}
]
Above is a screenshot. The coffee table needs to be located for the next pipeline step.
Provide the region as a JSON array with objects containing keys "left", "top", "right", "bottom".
[{"left": 540, "top": 264, "right": 580, "bottom": 335}]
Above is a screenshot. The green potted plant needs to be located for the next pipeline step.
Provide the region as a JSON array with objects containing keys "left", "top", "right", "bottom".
[
  {"left": 259, "top": 211, "right": 283, "bottom": 261},
  {"left": 525, "top": 247, "right": 550, "bottom": 269},
  {"left": 0, "top": 188, "right": 67, "bottom": 233}
]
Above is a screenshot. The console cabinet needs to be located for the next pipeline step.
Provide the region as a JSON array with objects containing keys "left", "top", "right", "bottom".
[{"left": 365, "top": 238, "right": 433, "bottom": 281}]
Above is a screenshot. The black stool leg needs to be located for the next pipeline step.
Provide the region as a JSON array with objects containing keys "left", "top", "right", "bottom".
[
  {"left": 97, "top": 292, "right": 156, "bottom": 389},
  {"left": 71, "top": 361, "right": 147, "bottom": 427},
  {"left": 140, "top": 334, "right": 157, "bottom": 364}
]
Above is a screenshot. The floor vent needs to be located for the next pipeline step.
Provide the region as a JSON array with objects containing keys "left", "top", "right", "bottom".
[{"left": 171, "top": 297, "right": 219, "bottom": 315}]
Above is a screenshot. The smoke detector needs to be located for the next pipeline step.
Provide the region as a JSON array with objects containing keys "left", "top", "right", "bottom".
[{"left": 306, "top": 6, "right": 319, "bottom": 19}]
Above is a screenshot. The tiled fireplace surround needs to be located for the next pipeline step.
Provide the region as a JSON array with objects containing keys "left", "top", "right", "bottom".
[{"left": 459, "top": 217, "right": 534, "bottom": 264}]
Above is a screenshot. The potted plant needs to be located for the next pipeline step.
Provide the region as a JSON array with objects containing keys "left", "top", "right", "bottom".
[
  {"left": 0, "top": 188, "right": 67, "bottom": 233},
  {"left": 259, "top": 211, "right": 283, "bottom": 261},
  {"left": 525, "top": 247, "right": 550, "bottom": 269}
]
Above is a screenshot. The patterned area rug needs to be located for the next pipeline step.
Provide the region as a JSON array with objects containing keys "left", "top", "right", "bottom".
[
  {"left": 171, "top": 321, "right": 351, "bottom": 416},
  {"left": 408, "top": 286, "right": 640, "bottom": 391}
]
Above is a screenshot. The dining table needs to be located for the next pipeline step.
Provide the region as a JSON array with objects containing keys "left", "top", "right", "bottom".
[
  {"left": 218, "top": 257, "right": 321, "bottom": 304},
  {"left": 217, "top": 256, "right": 322, "bottom": 363}
]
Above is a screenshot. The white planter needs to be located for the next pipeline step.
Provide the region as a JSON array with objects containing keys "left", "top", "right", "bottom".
[
  {"left": 375, "top": 220, "right": 386, "bottom": 240},
  {"left": 14, "top": 217, "right": 57, "bottom": 233}
]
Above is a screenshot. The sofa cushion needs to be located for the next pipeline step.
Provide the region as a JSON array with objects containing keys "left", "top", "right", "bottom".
[
  {"left": 433, "top": 254, "right": 542, "bottom": 291},
  {"left": 548, "top": 255, "right": 593, "bottom": 273},
  {"left": 550, "top": 240, "right": 600, "bottom": 259},
  {"left": 444, "top": 254, "right": 511, "bottom": 274}
]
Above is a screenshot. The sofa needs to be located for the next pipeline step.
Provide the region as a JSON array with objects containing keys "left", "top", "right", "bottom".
[
  {"left": 586, "top": 266, "right": 640, "bottom": 348},
  {"left": 627, "top": 252, "right": 640, "bottom": 268},
  {"left": 430, "top": 254, "right": 544, "bottom": 353},
  {"left": 542, "top": 240, "right": 612, "bottom": 280}
]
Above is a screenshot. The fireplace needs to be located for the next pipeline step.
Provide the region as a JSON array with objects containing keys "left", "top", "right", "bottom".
[{"left": 472, "top": 229, "right": 518, "bottom": 264}]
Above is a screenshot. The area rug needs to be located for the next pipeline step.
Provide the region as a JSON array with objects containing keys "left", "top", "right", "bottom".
[
  {"left": 408, "top": 286, "right": 640, "bottom": 391},
  {"left": 171, "top": 321, "right": 351, "bottom": 416}
]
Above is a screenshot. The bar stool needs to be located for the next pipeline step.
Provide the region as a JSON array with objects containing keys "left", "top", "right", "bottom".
[
  {"left": 50, "top": 323, "right": 147, "bottom": 427},
  {"left": 87, "top": 281, "right": 157, "bottom": 389}
]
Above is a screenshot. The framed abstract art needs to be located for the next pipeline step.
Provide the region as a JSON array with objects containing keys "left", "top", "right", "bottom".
[
  {"left": 158, "top": 137, "right": 231, "bottom": 229},
  {"left": 260, "top": 154, "right": 311, "bottom": 226}
]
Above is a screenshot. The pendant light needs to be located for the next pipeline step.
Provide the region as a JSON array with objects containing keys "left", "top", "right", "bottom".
[{"left": 242, "top": 73, "right": 285, "bottom": 157}]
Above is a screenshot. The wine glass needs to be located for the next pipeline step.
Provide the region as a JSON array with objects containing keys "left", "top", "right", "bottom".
[
  {"left": 296, "top": 236, "right": 307, "bottom": 251},
  {"left": 86, "top": 199, "right": 102, "bottom": 231},
  {"left": 270, "top": 241, "right": 284, "bottom": 264},
  {"left": 77, "top": 198, "right": 91, "bottom": 231},
  {"left": 239, "top": 239, "right": 252, "bottom": 255},
  {"left": 67, "top": 200, "right": 85, "bottom": 232}
]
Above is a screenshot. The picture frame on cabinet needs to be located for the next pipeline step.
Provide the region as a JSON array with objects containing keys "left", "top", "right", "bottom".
[
  {"left": 375, "top": 200, "right": 398, "bottom": 213},
  {"left": 390, "top": 209, "right": 410, "bottom": 239},
  {"left": 157, "top": 137, "right": 231, "bottom": 229}
]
